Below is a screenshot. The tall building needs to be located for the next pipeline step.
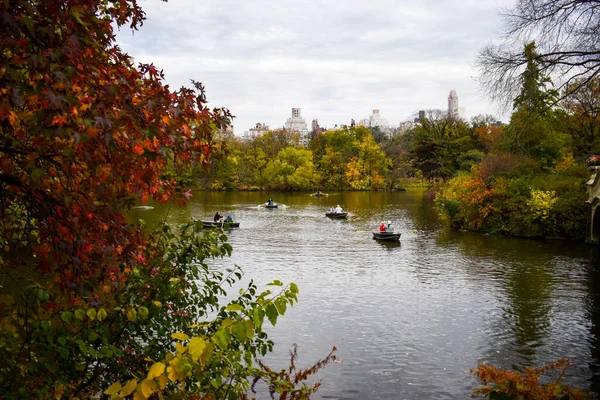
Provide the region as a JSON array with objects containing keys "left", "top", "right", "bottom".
[
  {"left": 448, "top": 90, "right": 458, "bottom": 118},
  {"left": 447, "top": 90, "right": 466, "bottom": 119},
  {"left": 284, "top": 108, "right": 309, "bottom": 143},
  {"left": 360, "top": 109, "right": 390, "bottom": 130}
]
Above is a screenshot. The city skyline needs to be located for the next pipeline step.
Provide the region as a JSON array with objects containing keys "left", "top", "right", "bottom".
[
  {"left": 116, "top": 0, "right": 508, "bottom": 135},
  {"left": 241, "top": 89, "right": 468, "bottom": 137}
]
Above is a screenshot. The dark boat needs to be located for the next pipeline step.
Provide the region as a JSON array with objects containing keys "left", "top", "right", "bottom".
[
  {"left": 372, "top": 231, "right": 401, "bottom": 241},
  {"left": 202, "top": 220, "right": 240, "bottom": 228},
  {"left": 326, "top": 212, "right": 348, "bottom": 219},
  {"left": 313, "top": 192, "right": 328, "bottom": 197},
  {"left": 264, "top": 202, "right": 278, "bottom": 208}
]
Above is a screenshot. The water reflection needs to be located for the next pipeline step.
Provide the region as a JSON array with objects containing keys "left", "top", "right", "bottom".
[
  {"left": 437, "top": 229, "right": 600, "bottom": 389},
  {"left": 374, "top": 240, "right": 401, "bottom": 250},
  {"left": 136, "top": 191, "right": 600, "bottom": 398}
]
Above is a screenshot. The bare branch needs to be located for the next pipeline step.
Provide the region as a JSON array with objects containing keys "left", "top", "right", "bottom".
[{"left": 477, "top": 0, "right": 600, "bottom": 109}]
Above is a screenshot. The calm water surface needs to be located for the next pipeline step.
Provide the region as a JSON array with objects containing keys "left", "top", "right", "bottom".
[{"left": 137, "top": 190, "right": 600, "bottom": 399}]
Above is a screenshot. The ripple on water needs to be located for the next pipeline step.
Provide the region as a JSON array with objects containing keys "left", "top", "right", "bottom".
[{"left": 152, "top": 194, "right": 600, "bottom": 399}]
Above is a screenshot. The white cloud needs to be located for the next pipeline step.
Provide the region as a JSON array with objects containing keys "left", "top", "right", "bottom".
[{"left": 116, "top": 0, "right": 508, "bottom": 134}]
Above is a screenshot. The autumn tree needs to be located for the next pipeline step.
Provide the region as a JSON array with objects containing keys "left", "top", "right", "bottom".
[
  {"left": 470, "top": 114, "right": 503, "bottom": 153},
  {"left": 345, "top": 127, "right": 390, "bottom": 190},
  {"left": 0, "top": 1, "right": 332, "bottom": 398},
  {"left": 309, "top": 128, "right": 356, "bottom": 190}
]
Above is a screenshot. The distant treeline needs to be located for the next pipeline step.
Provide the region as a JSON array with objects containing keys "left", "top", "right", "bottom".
[{"left": 181, "top": 59, "right": 599, "bottom": 240}]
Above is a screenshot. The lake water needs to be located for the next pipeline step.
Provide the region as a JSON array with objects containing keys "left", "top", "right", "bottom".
[{"left": 136, "top": 190, "right": 600, "bottom": 399}]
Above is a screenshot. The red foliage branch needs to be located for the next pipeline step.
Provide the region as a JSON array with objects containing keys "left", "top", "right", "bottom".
[{"left": 0, "top": 0, "right": 232, "bottom": 295}]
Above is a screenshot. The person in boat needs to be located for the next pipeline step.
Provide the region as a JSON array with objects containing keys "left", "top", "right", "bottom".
[
  {"left": 379, "top": 222, "right": 387, "bottom": 232},
  {"left": 213, "top": 211, "right": 222, "bottom": 222},
  {"left": 267, "top": 198, "right": 274, "bottom": 206},
  {"left": 329, "top": 206, "right": 334, "bottom": 213},
  {"left": 224, "top": 214, "right": 233, "bottom": 223},
  {"left": 335, "top": 204, "right": 343, "bottom": 213},
  {"left": 387, "top": 220, "right": 392, "bottom": 232}
]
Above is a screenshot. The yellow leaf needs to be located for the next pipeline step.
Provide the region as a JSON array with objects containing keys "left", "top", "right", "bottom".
[
  {"left": 140, "top": 379, "right": 157, "bottom": 398},
  {"left": 97, "top": 308, "right": 107, "bottom": 321},
  {"left": 171, "top": 332, "right": 189, "bottom": 341},
  {"left": 133, "top": 389, "right": 146, "bottom": 400},
  {"left": 104, "top": 382, "right": 122, "bottom": 395},
  {"left": 158, "top": 375, "right": 168, "bottom": 390},
  {"left": 188, "top": 337, "right": 206, "bottom": 362},
  {"left": 167, "top": 366, "right": 177, "bottom": 382},
  {"left": 175, "top": 341, "right": 187, "bottom": 354},
  {"left": 120, "top": 379, "right": 137, "bottom": 397},
  {"left": 126, "top": 308, "right": 137, "bottom": 322},
  {"left": 147, "top": 362, "right": 165, "bottom": 380}
]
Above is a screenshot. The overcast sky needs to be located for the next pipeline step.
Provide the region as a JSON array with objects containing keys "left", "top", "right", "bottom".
[{"left": 116, "top": 0, "right": 509, "bottom": 134}]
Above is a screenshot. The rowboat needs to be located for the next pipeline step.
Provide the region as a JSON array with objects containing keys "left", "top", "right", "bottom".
[
  {"left": 264, "top": 203, "right": 278, "bottom": 209},
  {"left": 202, "top": 220, "right": 240, "bottom": 228},
  {"left": 372, "top": 231, "right": 401, "bottom": 241},
  {"left": 326, "top": 212, "right": 348, "bottom": 219}
]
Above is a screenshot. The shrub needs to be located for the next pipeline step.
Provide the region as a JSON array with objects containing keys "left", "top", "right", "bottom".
[{"left": 472, "top": 359, "right": 592, "bottom": 400}]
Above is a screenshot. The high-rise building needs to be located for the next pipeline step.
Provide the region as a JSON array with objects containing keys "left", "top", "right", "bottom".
[
  {"left": 448, "top": 90, "right": 459, "bottom": 118},
  {"left": 284, "top": 108, "right": 309, "bottom": 143},
  {"left": 448, "top": 90, "right": 466, "bottom": 119}
]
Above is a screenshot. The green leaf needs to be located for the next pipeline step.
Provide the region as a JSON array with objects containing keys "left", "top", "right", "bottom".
[
  {"left": 77, "top": 340, "right": 87, "bottom": 353},
  {"left": 138, "top": 306, "right": 149, "bottom": 319},
  {"left": 244, "top": 320, "right": 255, "bottom": 340},
  {"left": 290, "top": 282, "right": 299, "bottom": 294},
  {"left": 266, "top": 303, "right": 278, "bottom": 326},
  {"left": 275, "top": 298, "right": 287, "bottom": 315},
  {"left": 253, "top": 308, "right": 265, "bottom": 329},
  {"left": 212, "top": 329, "right": 230, "bottom": 350},
  {"left": 225, "top": 304, "right": 244, "bottom": 311},
  {"left": 57, "top": 336, "right": 67, "bottom": 346},
  {"left": 61, "top": 311, "right": 73, "bottom": 323},
  {"left": 86, "top": 308, "right": 96, "bottom": 321},
  {"left": 74, "top": 309, "right": 86, "bottom": 320},
  {"left": 232, "top": 322, "right": 247, "bottom": 343},
  {"left": 221, "top": 318, "right": 235, "bottom": 329},
  {"left": 267, "top": 280, "right": 283, "bottom": 286}
]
